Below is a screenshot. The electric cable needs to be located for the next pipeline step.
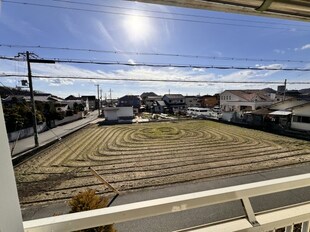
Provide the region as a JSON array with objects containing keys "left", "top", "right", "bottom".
[
  {"left": 0, "top": 44, "right": 309, "bottom": 64},
  {"left": 2, "top": 0, "right": 309, "bottom": 31}
]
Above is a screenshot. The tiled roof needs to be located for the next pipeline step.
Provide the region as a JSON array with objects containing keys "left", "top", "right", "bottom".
[
  {"left": 225, "top": 90, "right": 273, "bottom": 102},
  {"left": 164, "top": 94, "right": 184, "bottom": 99}
]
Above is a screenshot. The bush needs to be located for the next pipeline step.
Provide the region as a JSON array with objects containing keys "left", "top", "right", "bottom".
[{"left": 68, "top": 189, "right": 116, "bottom": 232}]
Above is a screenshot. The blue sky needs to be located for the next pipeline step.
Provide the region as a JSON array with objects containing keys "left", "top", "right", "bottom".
[{"left": 0, "top": 0, "right": 309, "bottom": 98}]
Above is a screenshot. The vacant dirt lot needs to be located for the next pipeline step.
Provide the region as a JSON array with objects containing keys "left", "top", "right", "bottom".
[{"left": 15, "top": 120, "right": 310, "bottom": 206}]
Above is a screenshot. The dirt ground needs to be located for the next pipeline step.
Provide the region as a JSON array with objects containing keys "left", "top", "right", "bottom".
[{"left": 14, "top": 120, "right": 310, "bottom": 207}]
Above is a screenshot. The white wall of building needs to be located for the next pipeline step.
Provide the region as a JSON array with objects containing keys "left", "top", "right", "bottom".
[
  {"left": 117, "top": 107, "right": 134, "bottom": 118},
  {"left": 291, "top": 104, "right": 310, "bottom": 131},
  {"left": 220, "top": 91, "right": 274, "bottom": 112},
  {"left": 104, "top": 107, "right": 134, "bottom": 121}
]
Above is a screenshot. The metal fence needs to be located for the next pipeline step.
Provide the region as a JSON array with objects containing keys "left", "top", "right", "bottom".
[{"left": 23, "top": 173, "right": 310, "bottom": 232}]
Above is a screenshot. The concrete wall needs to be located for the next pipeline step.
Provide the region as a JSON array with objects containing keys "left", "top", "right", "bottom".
[
  {"left": 7, "top": 122, "right": 47, "bottom": 142},
  {"left": 54, "top": 112, "right": 83, "bottom": 126},
  {"left": 7, "top": 112, "right": 83, "bottom": 142}
]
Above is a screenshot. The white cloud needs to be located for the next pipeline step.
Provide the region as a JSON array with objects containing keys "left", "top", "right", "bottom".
[
  {"left": 273, "top": 49, "right": 285, "bottom": 54},
  {"left": 128, "top": 59, "right": 136, "bottom": 65},
  {"left": 301, "top": 44, "right": 310, "bottom": 50},
  {"left": 294, "top": 43, "right": 310, "bottom": 51},
  {"left": 48, "top": 78, "right": 74, "bottom": 86}
]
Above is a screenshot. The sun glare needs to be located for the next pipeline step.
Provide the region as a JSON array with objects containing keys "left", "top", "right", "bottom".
[{"left": 123, "top": 15, "right": 152, "bottom": 42}]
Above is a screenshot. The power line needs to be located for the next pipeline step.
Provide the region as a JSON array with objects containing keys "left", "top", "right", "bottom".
[
  {"left": 3, "top": 0, "right": 309, "bottom": 31},
  {"left": 51, "top": 0, "right": 310, "bottom": 29},
  {"left": 1, "top": 44, "right": 309, "bottom": 63},
  {"left": 1, "top": 55, "right": 310, "bottom": 71},
  {"left": 1, "top": 73, "right": 309, "bottom": 84},
  {"left": 23, "top": 59, "right": 310, "bottom": 71}
]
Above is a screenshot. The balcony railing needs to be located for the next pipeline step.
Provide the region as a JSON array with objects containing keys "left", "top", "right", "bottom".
[{"left": 23, "top": 173, "right": 310, "bottom": 232}]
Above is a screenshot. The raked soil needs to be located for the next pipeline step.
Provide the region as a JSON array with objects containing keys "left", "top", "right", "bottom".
[{"left": 14, "top": 120, "right": 310, "bottom": 207}]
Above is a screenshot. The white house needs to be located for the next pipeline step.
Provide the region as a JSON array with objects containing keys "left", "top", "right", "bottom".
[
  {"left": 220, "top": 90, "right": 277, "bottom": 112},
  {"left": 104, "top": 107, "right": 134, "bottom": 122},
  {"left": 291, "top": 102, "right": 310, "bottom": 131},
  {"left": 270, "top": 99, "right": 308, "bottom": 111}
]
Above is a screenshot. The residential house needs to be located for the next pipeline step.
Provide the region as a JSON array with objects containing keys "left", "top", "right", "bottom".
[
  {"left": 200, "top": 95, "right": 219, "bottom": 108},
  {"left": 118, "top": 95, "right": 141, "bottom": 114},
  {"left": 184, "top": 96, "right": 201, "bottom": 108},
  {"left": 291, "top": 102, "right": 310, "bottom": 131},
  {"left": 64, "top": 95, "right": 88, "bottom": 112},
  {"left": 151, "top": 100, "right": 167, "bottom": 114},
  {"left": 163, "top": 94, "right": 186, "bottom": 114},
  {"left": 144, "top": 96, "right": 162, "bottom": 111},
  {"left": 220, "top": 90, "right": 277, "bottom": 112},
  {"left": 140, "top": 92, "right": 158, "bottom": 104},
  {"left": 81, "top": 96, "right": 96, "bottom": 110},
  {"left": 268, "top": 98, "right": 310, "bottom": 131}
]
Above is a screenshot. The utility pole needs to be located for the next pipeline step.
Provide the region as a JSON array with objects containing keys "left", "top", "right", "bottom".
[
  {"left": 283, "top": 79, "right": 287, "bottom": 102},
  {"left": 18, "top": 51, "right": 55, "bottom": 147},
  {"left": 95, "top": 84, "right": 100, "bottom": 116},
  {"left": 100, "top": 88, "right": 103, "bottom": 110},
  {"left": 26, "top": 51, "right": 39, "bottom": 147},
  {"left": 109, "top": 88, "right": 112, "bottom": 105}
]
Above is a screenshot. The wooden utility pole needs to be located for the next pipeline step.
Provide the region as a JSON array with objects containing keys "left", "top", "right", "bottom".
[
  {"left": 283, "top": 79, "right": 287, "bottom": 101},
  {"left": 26, "top": 51, "right": 39, "bottom": 147},
  {"left": 95, "top": 84, "right": 100, "bottom": 116},
  {"left": 22, "top": 51, "right": 55, "bottom": 147},
  {"left": 100, "top": 88, "right": 103, "bottom": 110},
  {"left": 109, "top": 88, "right": 112, "bottom": 105}
]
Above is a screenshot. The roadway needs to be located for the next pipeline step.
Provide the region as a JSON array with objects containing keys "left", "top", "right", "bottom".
[
  {"left": 21, "top": 163, "right": 310, "bottom": 232},
  {"left": 10, "top": 111, "right": 99, "bottom": 157}
]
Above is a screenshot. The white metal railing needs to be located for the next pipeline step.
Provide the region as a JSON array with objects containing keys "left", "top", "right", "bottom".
[{"left": 23, "top": 173, "right": 310, "bottom": 232}]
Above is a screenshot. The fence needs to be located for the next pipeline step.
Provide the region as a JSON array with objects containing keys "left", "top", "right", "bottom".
[
  {"left": 23, "top": 173, "right": 310, "bottom": 232},
  {"left": 7, "top": 112, "right": 83, "bottom": 142}
]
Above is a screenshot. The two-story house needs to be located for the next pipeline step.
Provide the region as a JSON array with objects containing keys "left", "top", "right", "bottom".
[
  {"left": 118, "top": 95, "right": 141, "bottom": 114},
  {"left": 144, "top": 95, "right": 162, "bottom": 112},
  {"left": 163, "top": 94, "right": 186, "bottom": 114},
  {"left": 220, "top": 90, "right": 277, "bottom": 112},
  {"left": 200, "top": 95, "right": 219, "bottom": 108},
  {"left": 184, "top": 96, "right": 201, "bottom": 108}
]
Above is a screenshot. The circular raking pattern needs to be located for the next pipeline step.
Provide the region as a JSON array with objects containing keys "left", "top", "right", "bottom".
[{"left": 15, "top": 120, "right": 310, "bottom": 206}]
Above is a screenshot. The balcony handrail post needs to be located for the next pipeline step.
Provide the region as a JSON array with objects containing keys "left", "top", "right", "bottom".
[{"left": 0, "top": 98, "right": 24, "bottom": 232}]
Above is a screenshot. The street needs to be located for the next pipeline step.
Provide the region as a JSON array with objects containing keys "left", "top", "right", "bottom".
[{"left": 10, "top": 111, "right": 99, "bottom": 156}]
